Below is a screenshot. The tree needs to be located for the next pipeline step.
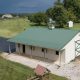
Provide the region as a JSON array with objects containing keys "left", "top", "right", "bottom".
[
  {"left": 28, "top": 12, "right": 47, "bottom": 25},
  {"left": 52, "top": 5, "right": 69, "bottom": 27},
  {"left": 66, "top": 8, "right": 76, "bottom": 22},
  {"left": 63, "top": 0, "right": 68, "bottom": 8},
  {"left": 54, "top": 0, "right": 62, "bottom": 5},
  {"left": 63, "top": 0, "right": 80, "bottom": 21},
  {"left": 46, "top": 8, "right": 54, "bottom": 17},
  {"left": 46, "top": 0, "right": 69, "bottom": 28},
  {"left": 28, "top": 14, "right": 35, "bottom": 22},
  {"left": 46, "top": 0, "right": 79, "bottom": 28}
]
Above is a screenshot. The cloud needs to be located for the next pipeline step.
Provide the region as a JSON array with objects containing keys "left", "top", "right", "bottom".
[
  {"left": 0, "top": 0, "right": 54, "bottom": 13},
  {"left": 16, "top": 1, "right": 37, "bottom": 8}
]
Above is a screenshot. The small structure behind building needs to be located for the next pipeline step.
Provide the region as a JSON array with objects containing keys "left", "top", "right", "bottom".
[
  {"left": 8, "top": 27, "right": 80, "bottom": 66},
  {"left": 67, "top": 21, "right": 73, "bottom": 28},
  {"left": 2, "top": 14, "right": 13, "bottom": 19}
]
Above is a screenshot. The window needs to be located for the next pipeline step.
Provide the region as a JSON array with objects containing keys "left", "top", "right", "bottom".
[
  {"left": 45, "top": 49, "right": 47, "bottom": 53},
  {"left": 18, "top": 44, "right": 20, "bottom": 47},
  {"left": 30, "top": 46, "right": 35, "bottom": 50},
  {"left": 32, "top": 46, "right": 35, "bottom": 50},
  {"left": 42, "top": 48, "right": 45, "bottom": 52},
  {"left": 42, "top": 48, "right": 47, "bottom": 53},
  {"left": 56, "top": 51, "right": 59, "bottom": 55},
  {"left": 30, "top": 46, "right": 33, "bottom": 50},
  {"left": 23, "top": 45, "right": 25, "bottom": 53}
]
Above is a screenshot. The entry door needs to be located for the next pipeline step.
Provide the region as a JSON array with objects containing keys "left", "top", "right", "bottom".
[{"left": 23, "top": 45, "right": 25, "bottom": 53}]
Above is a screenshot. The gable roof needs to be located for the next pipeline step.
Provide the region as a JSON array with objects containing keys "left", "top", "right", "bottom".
[{"left": 8, "top": 27, "right": 79, "bottom": 50}]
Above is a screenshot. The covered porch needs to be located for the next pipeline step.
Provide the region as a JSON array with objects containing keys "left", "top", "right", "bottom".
[{"left": 9, "top": 43, "right": 65, "bottom": 66}]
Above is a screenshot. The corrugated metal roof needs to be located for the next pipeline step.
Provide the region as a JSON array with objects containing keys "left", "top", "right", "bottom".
[{"left": 8, "top": 27, "right": 79, "bottom": 50}]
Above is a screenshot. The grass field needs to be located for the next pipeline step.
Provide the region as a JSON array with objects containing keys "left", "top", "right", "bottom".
[
  {"left": 0, "top": 56, "right": 67, "bottom": 80},
  {"left": 0, "top": 56, "right": 34, "bottom": 80},
  {"left": 0, "top": 18, "right": 79, "bottom": 80},
  {"left": 0, "top": 18, "right": 80, "bottom": 38},
  {"left": 0, "top": 18, "right": 32, "bottom": 38},
  {"left": 73, "top": 23, "right": 80, "bottom": 30}
]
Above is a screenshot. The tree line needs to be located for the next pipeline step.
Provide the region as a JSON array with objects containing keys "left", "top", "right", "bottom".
[
  {"left": 0, "top": 13, "right": 33, "bottom": 18},
  {"left": 28, "top": 0, "right": 80, "bottom": 28}
]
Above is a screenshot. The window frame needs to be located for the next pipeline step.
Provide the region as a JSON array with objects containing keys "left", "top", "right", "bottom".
[
  {"left": 30, "top": 46, "right": 35, "bottom": 51},
  {"left": 18, "top": 43, "right": 20, "bottom": 48},
  {"left": 42, "top": 48, "right": 47, "bottom": 53}
]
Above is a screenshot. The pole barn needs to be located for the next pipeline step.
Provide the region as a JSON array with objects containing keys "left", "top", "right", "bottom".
[{"left": 8, "top": 27, "right": 80, "bottom": 66}]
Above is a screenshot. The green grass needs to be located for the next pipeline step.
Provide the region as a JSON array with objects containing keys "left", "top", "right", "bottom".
[
  {"left": 0, "top": 18, "right": 68, "bottom": 80},
  {"left": 0, "top": 18, "right": 80, "bottom": 38},
  {"left": 0, "top": 56, "right": 34, "bottom": 80},
  {"left": 0, "top": 56, "right": 67, "bottom": 80},
  {"left": 0, "top": 18, "right": 32, "bottom": 38},
  {"left": 72, "top": 23, "right": 80, "bottom": 30}
]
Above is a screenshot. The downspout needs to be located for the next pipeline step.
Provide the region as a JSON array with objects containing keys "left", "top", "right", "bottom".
[
  {"left": 18, "top": 44, "right": 20, "bottom": 55},
  {"left": 31, "top": 46, "right": 32, "bottom": 58}
]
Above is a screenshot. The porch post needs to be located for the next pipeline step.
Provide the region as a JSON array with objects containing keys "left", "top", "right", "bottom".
[
  {"left": 31, "top": 49, "right": 32, "bottom": 58},
  {"left": 59, "top": 51, "right": 61, "bottom": 66},
  {"left": 31, "top": 46, "right": 32, "bottom": 58},
  {"left": 44, "top": 52, "right": 45, "bottom": 61},
  {"left": 18, "top": 44, "right": 20, "bottom": 55},
  {"left": 9, "top": 43, "right": 11, "bottom": 54}
]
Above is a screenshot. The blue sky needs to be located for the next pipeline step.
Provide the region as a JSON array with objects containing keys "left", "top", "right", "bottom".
[{"left": 0, "top": 0, "right": 55, "bottom": 13}]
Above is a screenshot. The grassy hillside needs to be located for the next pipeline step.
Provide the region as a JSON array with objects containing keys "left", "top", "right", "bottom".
[
  {"left": 0, "top": 56, "right": 67, "bottom": 80},
  {"left": 0, "top": 18, "right": 80, "bottom": 38},
  {"left": 0, "top": 18, "right": 31, "bottom": 38}
]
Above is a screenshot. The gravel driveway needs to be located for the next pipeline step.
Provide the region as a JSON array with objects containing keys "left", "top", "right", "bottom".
[{"left": 1, "top": 53, "right": 80, "bottom": 80}]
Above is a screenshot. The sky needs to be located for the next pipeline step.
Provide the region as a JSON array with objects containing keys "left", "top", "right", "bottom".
[{"left": 0, "top": 0, "right": 55, "bottom": 13}]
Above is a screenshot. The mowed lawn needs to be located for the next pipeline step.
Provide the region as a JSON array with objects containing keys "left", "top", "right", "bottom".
[
  {"left": 0, "top": 56, "right": 68, "bottom": 80},
  {"left": 0, "top": 18, "right": 32, "bottom": 38},
  {"left": 73, "top": 23, "right": 80, "bottom": 30},
  {"left": 0, "top": 56, "right": 34, "bottom": 80}
]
